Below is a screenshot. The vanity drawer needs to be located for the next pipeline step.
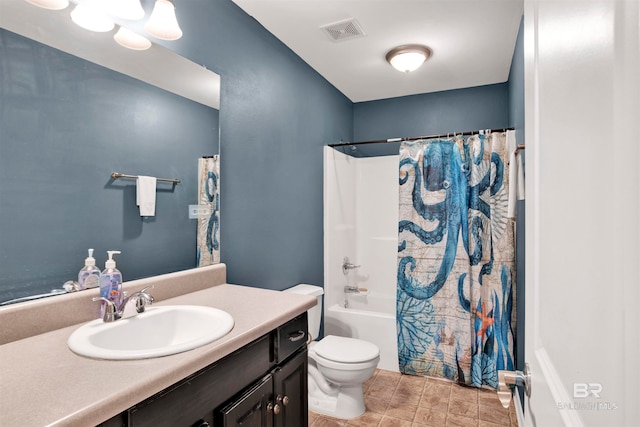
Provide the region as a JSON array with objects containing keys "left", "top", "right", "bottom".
[
  {"left": 127, "top": 334, "right": 272, "bottom": 427},
  {"left": 275, "top": 312, "right": 308, "bottom": 363}
]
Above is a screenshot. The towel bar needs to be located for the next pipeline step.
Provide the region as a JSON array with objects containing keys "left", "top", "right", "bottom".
[{"left": 111, "top": 172, "right": 180, "bottom": 185}]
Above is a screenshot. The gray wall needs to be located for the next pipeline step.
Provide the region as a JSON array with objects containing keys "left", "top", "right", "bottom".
[
  {"left": 0, "top": 29, "right": 219, "bottom": 303},
  {"left": 156, "top": 0, "right": 354, "bottom": 290},
  {"left": 350, "top": 83, "right": 510, "bottom": 157},
  {"left": 355, "top": 83, "right": 510, "bottom": 140},
  {"left": 1, "top": 0, "right": 524, "bottom": 308},
  {"left": 509, "top": 17, "right": 525, "bottom": 144}
]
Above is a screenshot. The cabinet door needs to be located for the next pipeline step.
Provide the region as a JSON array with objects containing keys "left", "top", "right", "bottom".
[
  {"left": 217, "top": 375, "right": 274, "bottom": 427},
  {"left": 272, "top": 348, "right": 307, "bottom": 427}
]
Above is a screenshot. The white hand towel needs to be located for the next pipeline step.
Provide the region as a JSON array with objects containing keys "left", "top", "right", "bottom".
[
  {"left": 517, "top": 152, "right": 525, "bottom": 200},
  {"left": 136, "top": 176, "right": 157, "bottom": 217},
  {"left": 507, "top": 150, "right": 518, "bottom": 218}
]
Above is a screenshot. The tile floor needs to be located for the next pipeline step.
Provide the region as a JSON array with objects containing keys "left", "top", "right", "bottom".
[{"left": 308, "top": 369, "right": 518, "bottom": 427}]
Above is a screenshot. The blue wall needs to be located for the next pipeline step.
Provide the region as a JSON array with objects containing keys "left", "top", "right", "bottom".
[
  {"left": 1, "top": 0, "right": 524, "bottom": 308},
  {"left": 163, "top": 0, "right": 354, "bottom": 290},
  {"left": 509, "top": 17, "right": 525, "bottom": 143},
  {"left": 351, "top": 83, "right": 510, "bottom": 157},
  {"left": 0, "top": 29, "right": 219, "bottom": 303}
]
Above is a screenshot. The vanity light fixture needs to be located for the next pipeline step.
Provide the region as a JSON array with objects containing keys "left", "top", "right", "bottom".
[
  {"left": 114, "top": 26, "right": 152, "bottom": 50},
  {"left": 27, "top": 0, "right": 183, "bottom": 50},
  {"left": 107, "top": 0, "right": 145, "bottom": 21},
  {"left": 70, "top": 3, "right": 114, "bottom": 33},
  {"left": 145, "top": 0, "right": 183, "bottom": 41},
  {"left": 23, "top": 0, "right": 69, "bottom": 10},
  {"left": 385, "top": 44, "right": 432, "bottom": 73}
]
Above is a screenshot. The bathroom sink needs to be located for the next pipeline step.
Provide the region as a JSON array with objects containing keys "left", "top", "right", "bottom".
[{"left": 67, "top": 305, "right": 234, "bottom": 360}]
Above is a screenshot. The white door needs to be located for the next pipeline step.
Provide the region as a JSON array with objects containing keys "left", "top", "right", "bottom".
[{"left": 522, "top": 1, "right": 639, "bottom": 426}]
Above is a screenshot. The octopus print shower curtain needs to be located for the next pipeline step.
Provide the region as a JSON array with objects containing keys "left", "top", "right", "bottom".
[
  {"left": 197, "top": 155, "right": 220, "bottom": 267},
  {"left": 396, "top": 131, "right": 516, "bottom": 388}
]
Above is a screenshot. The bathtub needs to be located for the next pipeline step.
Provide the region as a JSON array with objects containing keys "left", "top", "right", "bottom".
[{"left": 323, "top": 293, "right": 399, "bottom": 372}]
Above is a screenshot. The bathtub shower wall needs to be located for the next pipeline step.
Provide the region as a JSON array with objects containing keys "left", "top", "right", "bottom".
[{"left": 323, "top": 147, "right": 399, "bottom": 371}]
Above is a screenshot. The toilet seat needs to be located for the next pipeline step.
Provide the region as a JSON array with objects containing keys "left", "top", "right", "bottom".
[{"left": 314, "top": 335, "right": 379, "bottom": 363}]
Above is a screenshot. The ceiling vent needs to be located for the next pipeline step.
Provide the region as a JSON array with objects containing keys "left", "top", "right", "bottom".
[{"left": 320, "top": 18, "right": 365, "bottom": 42}]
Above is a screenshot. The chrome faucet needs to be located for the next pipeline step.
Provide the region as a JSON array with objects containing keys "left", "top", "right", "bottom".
[
  {"left": 344, "top": 285, "right": 361, "bottom": 294},
  {"left": 93, "top": 285, "right": 155, "bottom": 323}
]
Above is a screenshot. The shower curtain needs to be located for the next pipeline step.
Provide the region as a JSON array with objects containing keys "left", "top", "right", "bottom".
[
  {"left": 197, "top": 155, "right": 220, "bottom": 267},
  {"left": 396, "top": 131, "right": 516, "bottom": 389}
]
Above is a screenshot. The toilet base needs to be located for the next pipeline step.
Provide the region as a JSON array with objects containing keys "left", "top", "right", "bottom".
[{"left": 308, "top": 375, "right": 366, "bottom": 420}]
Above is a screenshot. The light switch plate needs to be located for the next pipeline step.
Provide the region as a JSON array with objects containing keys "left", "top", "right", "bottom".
[{"left": 188, "top": 205, "right": 212, "bottom": 219}]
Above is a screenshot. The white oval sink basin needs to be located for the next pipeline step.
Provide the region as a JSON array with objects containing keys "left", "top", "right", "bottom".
[{"left": 67, "top": 305, "right": 234, "bottom": 360}]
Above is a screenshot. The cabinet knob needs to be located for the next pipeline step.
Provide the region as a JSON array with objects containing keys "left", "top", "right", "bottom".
[
  {"left": 277, "top": 395, "right": 290, "bottom": 406},
  {"left": 267, "top": 402, "right": 281, "bottom": 415}
]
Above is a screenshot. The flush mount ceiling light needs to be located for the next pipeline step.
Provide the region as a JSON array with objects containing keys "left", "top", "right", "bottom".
[
  {"left": 145, "top": 0, "right": 183, "bottom": 41},
  {"left": 114, "top": 26, "right": 151, "bottom": 50},
  {"left": 386, "top": 44, "right": 432, "bottom": 73},
  {"left": 70, "top": 3, "right": 114, "bottom": 32},
  {"left": 23, "top": 0, "right": 69, "bottom": 10}
]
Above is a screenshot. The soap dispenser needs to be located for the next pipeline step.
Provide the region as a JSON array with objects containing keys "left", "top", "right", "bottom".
[
  {"left": 78, "top": 248, "right": 101, "bottom": 290},
  {"left": 99, "top": 251, "right": 123, "bottom": 314}
]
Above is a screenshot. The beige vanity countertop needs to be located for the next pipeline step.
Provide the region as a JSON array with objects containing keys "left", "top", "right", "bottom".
[{"left": 0, "top": 283, "right": 316, "bottom": 426}]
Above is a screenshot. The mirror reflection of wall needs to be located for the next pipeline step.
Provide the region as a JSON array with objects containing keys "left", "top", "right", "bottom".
[{"left": 0, "top": 28, "right": 220, "bottom": 304}]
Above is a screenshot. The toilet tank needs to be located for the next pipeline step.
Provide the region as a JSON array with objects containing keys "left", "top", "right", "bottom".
[{"left": 283, "top": 284, "right": 323, "bottom": 340}]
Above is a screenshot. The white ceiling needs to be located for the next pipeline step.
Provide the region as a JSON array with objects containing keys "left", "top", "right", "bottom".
[{"left": 232, "top": 0, "right": 524, "bottom": 103}]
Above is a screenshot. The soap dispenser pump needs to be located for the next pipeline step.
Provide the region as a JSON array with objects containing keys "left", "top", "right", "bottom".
[
  {"left": 99, "top": 251, "right": 123, "bottom": 314},
  {"left": 78, "top": 248, "right": 101, "bottom": 290}
]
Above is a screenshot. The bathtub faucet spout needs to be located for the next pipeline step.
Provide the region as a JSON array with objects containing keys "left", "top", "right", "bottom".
[{"left": 344, "top": 285, "right": 367, "bottom": 294}]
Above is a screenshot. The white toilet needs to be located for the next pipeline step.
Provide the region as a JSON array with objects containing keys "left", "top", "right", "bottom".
[{"left": 284, "top": 284, "right": 380, "bottom": 420}]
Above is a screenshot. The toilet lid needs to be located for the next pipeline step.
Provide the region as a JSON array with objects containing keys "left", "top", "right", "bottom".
[{"left": 314, "top": 335, "right": 380, "bottom": 363}]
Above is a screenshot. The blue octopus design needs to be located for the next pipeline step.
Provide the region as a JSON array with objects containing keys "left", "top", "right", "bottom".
[
  {"left": 205, "top": 170, "right": 219, "bottom": 254},
  {"left": 396, "top": 136, "right": 511, "bottom": 387}
]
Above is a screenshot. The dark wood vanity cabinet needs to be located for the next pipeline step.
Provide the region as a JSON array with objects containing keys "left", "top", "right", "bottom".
[
  {"left": 271, "top": 348, "right": 308, "bottom": 427},
  {"left": 216, "top": 348, "right": 307, "bottom": 427},
  {"left": 99, "top": 313, "right": 308, "bottom": 427}
]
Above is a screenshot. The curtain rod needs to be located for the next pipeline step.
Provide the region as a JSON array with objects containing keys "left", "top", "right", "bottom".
[{"left": 328, "top": 127, "right": 516, "bottom": 148}]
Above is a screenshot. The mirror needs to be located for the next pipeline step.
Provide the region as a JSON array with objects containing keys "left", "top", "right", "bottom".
[{"left": 0, "top": 0, "right": 221, "bottom": 305}]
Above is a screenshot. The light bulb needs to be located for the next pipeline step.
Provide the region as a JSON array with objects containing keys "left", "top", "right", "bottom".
[
  {"left": 390, "top": 52, "right": 427, "bottom": 73},
  {"left": 23, "top": 0, "right": 69, "bottom": 10},
  {"left": 145, "top": 0, "right": 183, "bottom": 41},
  {"left": 70, "top": 3, "right": 114, "bottom": 33},
  {"left": 114, "top": 27, "right": 152, "bottom": 50}
]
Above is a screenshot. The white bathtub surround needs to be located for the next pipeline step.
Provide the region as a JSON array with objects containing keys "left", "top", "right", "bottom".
[
  {"left": 324, "top": 300, "right": 398, "bottom": 372},
  {"left": 324, "top": 147, "right": 399, "bottom": 372}
]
